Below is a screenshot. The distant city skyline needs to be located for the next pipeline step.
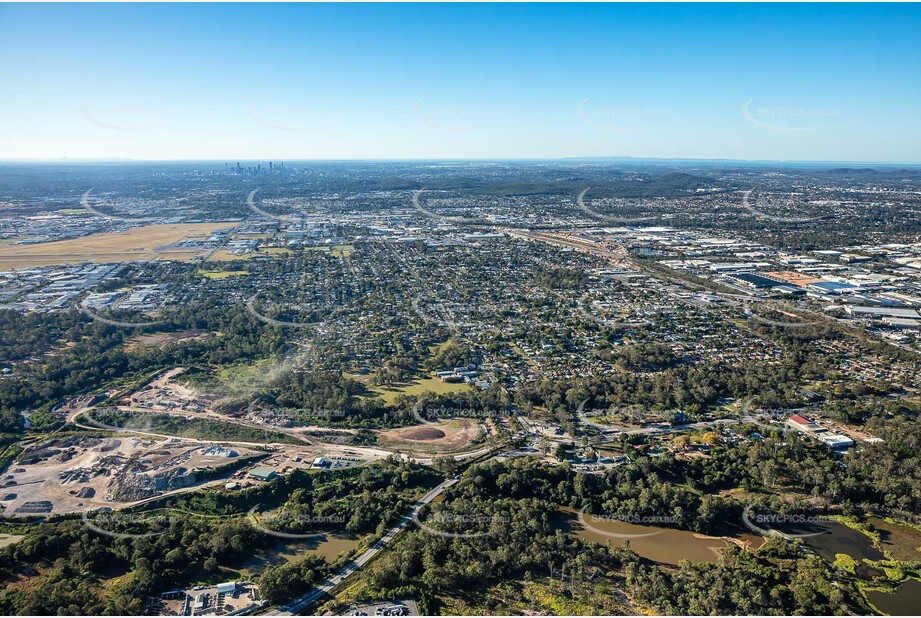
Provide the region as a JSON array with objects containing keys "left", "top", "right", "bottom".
[{"left": 1, "top": 3, "right": 920, "bottom": 162}]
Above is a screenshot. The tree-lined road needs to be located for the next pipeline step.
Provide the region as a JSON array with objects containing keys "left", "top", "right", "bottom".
[{"left": 273, "top": 478, "right": 459, "bottom": 615}]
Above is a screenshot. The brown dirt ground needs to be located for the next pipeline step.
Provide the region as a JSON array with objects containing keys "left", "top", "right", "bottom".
[{"left": 378, "top": 419, "right": 481, "bottom": 452}]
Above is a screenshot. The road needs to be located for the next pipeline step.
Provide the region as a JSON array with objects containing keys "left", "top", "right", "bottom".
[
  {"left": 273, "top": 478, "right": 459, "bottom": 616},
  {"left": 578, "top": 407, "right": 749, "bottom": 436},
  {"left": 579, "top": 406, "right": 798, "bottom": 438},
  {"left": 514, "top": 229, "right": 921, "bottom": 358}
]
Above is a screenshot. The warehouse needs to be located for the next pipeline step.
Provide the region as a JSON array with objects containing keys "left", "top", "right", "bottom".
[
  {"left": 845, "top": 306, "right": 921, "bottom": 319},
  {"left": 727, "top": 272, "right": 782, "bottom": 289},
  {"left": 248, "top": 467, "right": 277, "bottom": 482}
]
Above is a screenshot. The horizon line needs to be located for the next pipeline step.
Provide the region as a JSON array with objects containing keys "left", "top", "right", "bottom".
[{"left": 2, "top": 156, "right": 921, "bottom": 167}]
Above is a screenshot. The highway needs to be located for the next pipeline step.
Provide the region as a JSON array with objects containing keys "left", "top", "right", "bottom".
[
  {"left": 578, "top": 407, "right": 754, "bottom": 436},
  {"left": 272, "top": 478, "right": 459, "bottom": 616},
  {"left": 513, "top": 229, "right": 918, "bottom": 356}
]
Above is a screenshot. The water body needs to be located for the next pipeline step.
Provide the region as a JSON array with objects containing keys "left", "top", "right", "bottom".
[
  {"left": 866, "top": 579, "right": 921, "bottom": 616},
  {"left": 558, "top": 507, "right": 763, "bottom": 566},
  {"left": 867, "top": 517, "right": 921, "bottom": 562},
  {"left": 301, "top": 532, "right": 362, "bottom": 560},
  {"left": 777, "top": 521, "right": 883, "bottom": 562},
  {"left": 241, "top": 534, "right": 361, "bottom": 574}
]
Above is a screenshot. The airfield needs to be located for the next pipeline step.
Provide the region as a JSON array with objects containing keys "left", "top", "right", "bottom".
[{"left": 0, "top": 222, "right": 236, "bottom": 269}]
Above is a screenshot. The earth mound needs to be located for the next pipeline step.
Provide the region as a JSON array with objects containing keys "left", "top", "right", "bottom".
[{"left": 399, "top": 427, "right": 447, "bottom": 441}]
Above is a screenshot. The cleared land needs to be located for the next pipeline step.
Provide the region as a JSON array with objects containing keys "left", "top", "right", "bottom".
[
  {"left": 87, "top": 409, "right": 305, "bottom": 445},
  {"left": 0, "top": 534, "right": 24, "bottom": 549},
  {"left": 126, "top": 329, "right": 215, "bottom": 351},
  {"left": 183, "top": 359, "right": 285, "bottom": 397},
  {"left": 206, "top": 246, "right": 293, "bottom": 261},
  {"left": 0, "top": 223, "right": 235, "bottom": 269},
  {"left": 1, "top": 435, "right": 257, "bottom": 516},
  {"left": 198, "top": 269, "right": 249, "bottom": 279},
  {"left": 355, "top": 375, "right": 473, "bottom": 405},
  {"left": 378, "top": 419, "right": 483, "bottom": 452}
]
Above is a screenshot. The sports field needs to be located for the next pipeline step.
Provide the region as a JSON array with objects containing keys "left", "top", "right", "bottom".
[
  {"left": 305, "top": 244, "right": 355, "bottom": 257},
  {"left": 0, "top": 223, "right": 235, "bottom": 269}
]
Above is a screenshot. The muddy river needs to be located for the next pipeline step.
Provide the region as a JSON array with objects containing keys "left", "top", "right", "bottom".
[
  {"left": 558, "top": 507, "right": 763, "bottom": 565},
  {"left": 866, "top": 578, "right": 921, "bottom": 616}
]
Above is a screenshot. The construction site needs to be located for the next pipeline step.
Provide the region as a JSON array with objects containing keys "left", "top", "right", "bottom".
[
  {"left": 2, "top": 361, "right": 490, "bottom": 519},
  {"left": 1, "top": 435, "right": 260, "bottom": 516}
]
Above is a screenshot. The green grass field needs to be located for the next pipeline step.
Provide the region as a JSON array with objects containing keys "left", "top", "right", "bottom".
[
  {"left": 305, "top": 244, "right": 355, "bottom": 257},
  {"left": 183, "top": 358, "right": 287, "bottom": 397},
  {"left": 352, "top": 375, "right": 472, "bottom": 405},
  {"left": 198, "top": 269, "right": 249, "bottom": 279}
]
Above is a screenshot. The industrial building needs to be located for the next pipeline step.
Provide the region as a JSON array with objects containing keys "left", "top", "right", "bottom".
[{"left": 247, "top": 467, "right": 277, "bottom": 482}]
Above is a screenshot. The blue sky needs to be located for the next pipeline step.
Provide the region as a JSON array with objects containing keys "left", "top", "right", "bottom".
[{"left": 1, "top": 3, "right": 919, "bottom": 162}]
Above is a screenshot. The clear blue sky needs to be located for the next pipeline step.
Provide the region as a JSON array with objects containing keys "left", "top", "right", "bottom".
[{"left": 1, "top": 3, "right": 919, "bottom": 162}]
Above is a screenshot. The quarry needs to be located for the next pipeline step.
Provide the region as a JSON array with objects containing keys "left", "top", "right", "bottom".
[{"left": 1, "top": 435, "right": 260, "bottom": 516}]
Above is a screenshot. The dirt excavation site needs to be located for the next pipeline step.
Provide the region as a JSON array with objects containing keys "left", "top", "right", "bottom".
[{"left": 0, "top": 435, "right": 258, "bottom": 516}]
